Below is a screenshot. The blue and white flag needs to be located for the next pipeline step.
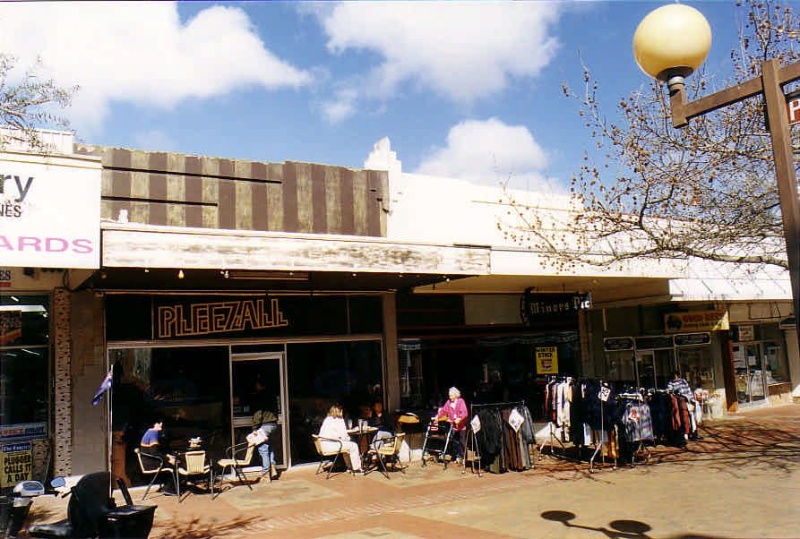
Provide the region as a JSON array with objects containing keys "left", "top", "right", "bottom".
[{"left": 91, "top": 368, "right": 113, "bottom": 406}]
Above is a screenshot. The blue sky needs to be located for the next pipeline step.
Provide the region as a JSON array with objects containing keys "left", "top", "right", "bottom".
[{"left": 0, "top": 1, "right": 747, "bottom": 191}]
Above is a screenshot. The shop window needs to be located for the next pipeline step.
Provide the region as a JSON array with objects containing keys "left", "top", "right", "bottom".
[
  {"left": 0, "top": 295, "right": 50, "bottom": 437},
  {"left": 287, "top": 340, "right": 382, "bottom": 464},
  {"left": 108, "top": 346, "right": 230, "bottom": 486}
]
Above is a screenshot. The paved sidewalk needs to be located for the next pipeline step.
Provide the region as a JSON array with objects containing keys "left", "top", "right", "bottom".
[{"left": 27, "top": 403, "right": 800, "bottom": 538}]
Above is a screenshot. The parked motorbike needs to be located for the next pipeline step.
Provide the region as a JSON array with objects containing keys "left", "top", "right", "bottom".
[
  {"left": 0, "top": 477, "right": 47, "bottom": 538},
  {"left": 2, "top": 472, "right": 156, "bottom": 539}
]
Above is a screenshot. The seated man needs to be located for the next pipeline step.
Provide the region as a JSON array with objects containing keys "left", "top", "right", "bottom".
[
  {"left": 368, "top": 400, "right": 393, "bottom": 449},
  {"left": 247, "top": 410, "right": 278, "bottom": 479},
  {"left": 139, "top": 418, "right": 177, "bottom": 493},
  {"left": 139, "top": 419, "right": 176, "bottom": 467}
]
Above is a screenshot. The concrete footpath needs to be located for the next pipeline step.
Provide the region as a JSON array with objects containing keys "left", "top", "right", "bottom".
[{"left": 28, "top": 404, "right": 800, "bottom": 538}]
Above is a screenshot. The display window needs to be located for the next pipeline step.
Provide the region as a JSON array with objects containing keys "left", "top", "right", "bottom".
[
  {"left": 0, "top": 295, "right": 50, "bottom": 441},
  {"left": 108, "top": 346, "right": 231, "bottom": 486},
  {"left": 287, "top": 340, "right": 383, "bottom": 465}
]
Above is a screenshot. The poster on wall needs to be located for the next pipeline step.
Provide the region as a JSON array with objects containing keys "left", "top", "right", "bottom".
[
  {"left": 1, "top": 442, "right": 32, "bottom": 488},
  {"left": 0, "top": 310, "right": 22, "bottom": 345},
  {"left": 535, "top": 346, "right": 559, "bottom": 374}
]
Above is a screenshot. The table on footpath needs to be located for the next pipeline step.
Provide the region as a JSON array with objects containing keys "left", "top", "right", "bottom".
[{"left": 347, "top": 425, "right": 378, "bottom": 462}]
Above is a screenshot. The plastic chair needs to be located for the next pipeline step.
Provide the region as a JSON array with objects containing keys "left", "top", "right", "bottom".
[
  {"left": 177, "top": 450, "right": 214, "bottom": 502},
  {"left": 134, "top": 448, "right": 177, "bottom": 500},
  {"left": 216, "top": 442, "right": 255, "bottom": 492},
  {"left": 28, "top": 472, "right": 114, "bottom": 538},
  {"left": 312, "top": 434, "right": 351, "bottom": 479},
  {"left": 372, "top": 432, "right": 407, "bottom": 479}
]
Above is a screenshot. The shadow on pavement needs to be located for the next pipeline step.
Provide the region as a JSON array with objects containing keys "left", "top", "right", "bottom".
[
  {"left": 538, "top": 411, "right": 800, "bottom": 480},
  {"left": 154, "top": 515, "right": 261, "bottom": 539},
  {"left": 541, "top": 510, "right": 735, "bottom": 539},
  {"left": 541, "top": 509, "right": 653, "bottom": 538}
]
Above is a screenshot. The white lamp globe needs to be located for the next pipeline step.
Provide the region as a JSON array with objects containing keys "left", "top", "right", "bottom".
[{"left": 633, "top": 4, "right": 712, "bottom": 81}]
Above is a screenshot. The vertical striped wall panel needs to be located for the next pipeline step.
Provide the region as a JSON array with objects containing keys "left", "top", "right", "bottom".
[{"left": 74, "top": 145, "right": 388, "bottom": 237}]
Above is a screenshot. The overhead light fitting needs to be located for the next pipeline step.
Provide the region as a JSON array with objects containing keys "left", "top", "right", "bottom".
[{"left": 226, "top": 270, "right": 309, "bottom": 282}]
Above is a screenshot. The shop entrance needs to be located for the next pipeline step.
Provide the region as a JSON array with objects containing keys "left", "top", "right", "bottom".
[
  {"left": 230, "top": 352, "right": 288, "bottom": 469},
  {"left": 635, "top": 349, "right": 673, "bottom": 390},
  {"left": 733, "top": 342, "right": 768, "bottom": 406}
]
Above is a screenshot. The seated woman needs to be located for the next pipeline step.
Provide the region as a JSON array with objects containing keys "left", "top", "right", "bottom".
[{"left": 318, "top": 403, "right": 364, "bottom": 474}]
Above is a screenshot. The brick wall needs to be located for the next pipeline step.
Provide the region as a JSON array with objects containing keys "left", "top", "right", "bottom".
[{"left": 68, "top": 291, "right": 107, "bottom": 475}]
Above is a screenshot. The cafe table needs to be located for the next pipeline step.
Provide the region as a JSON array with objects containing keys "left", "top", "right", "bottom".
[{"left": 347, "top": 425, "right": 378, "bottom": 461}]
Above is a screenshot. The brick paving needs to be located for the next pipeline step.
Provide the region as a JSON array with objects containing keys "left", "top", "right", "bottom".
[{"left": 25, "top": 403, "right": 800, "bottom": 538}]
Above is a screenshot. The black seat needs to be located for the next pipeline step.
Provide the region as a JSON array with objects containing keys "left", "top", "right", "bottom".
[
  {"left": 29, "top": 472, "right": 157, "bottom": 539},
  {"left": 29, "top": 471, "right": 114, "bottom": 538}
]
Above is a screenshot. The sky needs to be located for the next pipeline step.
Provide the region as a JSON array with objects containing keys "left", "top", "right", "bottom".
[{"left": 0, "top": 1, "right": 750, "bottom": 192}]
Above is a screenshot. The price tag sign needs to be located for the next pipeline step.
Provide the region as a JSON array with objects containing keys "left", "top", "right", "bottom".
[{"left": 598, "top": 386, "right": 611, "bottom": 402}]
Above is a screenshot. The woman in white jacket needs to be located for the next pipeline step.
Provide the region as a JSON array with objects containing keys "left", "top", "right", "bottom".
[{"left": 318, "top": 403, "right": 363, "bottom": 474}]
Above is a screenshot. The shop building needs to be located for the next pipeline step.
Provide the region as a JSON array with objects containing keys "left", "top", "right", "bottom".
[
  {"left": 372, "top": 137, "right": 799, "bottom": 420},
  {"left": 3, "top": 132, "right": 798, "bottom": 485},
  {"left": 0, "top": 131, "right": 102, "bottom": 488},
  {"left": 54, "top": 140, "right": 489, "bottom": 482}
]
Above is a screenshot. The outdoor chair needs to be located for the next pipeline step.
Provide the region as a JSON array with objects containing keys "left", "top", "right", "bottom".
[
  {"left": 216, "top": 442, "right": 255, "bottom": 492},
  {"left": 371, "top": 432, "right": 407, "bottom": 479},
  {"left": 312, "top": 434, "right": 352, "bottom": 479},
  {"left": 134, "top": 448, "right": 178, "bottom": 500},
  {"left": 177, "top": 450, "right": 214, "bottom": 502}
]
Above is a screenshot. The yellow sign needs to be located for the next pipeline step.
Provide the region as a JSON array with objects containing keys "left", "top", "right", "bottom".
[
  {"left": 1, "top": 442, "right": 32, "bottom": 487},
  {"left": 665, "top": 310, "right": 729, "bottom": 333},
  {"left": 535, "top": 346, "right": 559, "bottom": 374}
]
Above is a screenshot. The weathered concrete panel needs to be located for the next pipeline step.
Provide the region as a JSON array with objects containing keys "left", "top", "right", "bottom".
[{"left": 102, "top": 229, "right": 490, "bottom": 275}]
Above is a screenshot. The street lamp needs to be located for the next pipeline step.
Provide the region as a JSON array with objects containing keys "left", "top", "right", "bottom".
[{"left": 633, "top": 4, "right": 800, "bottom": 360}]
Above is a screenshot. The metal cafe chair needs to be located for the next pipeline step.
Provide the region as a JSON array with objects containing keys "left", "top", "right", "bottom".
[
  {"left": 216, "top": 442, "right": 255, "bottom": 493},
  {"left": 134, "top": 448, "right": 178, "bottom": 500},
  {"left": 371, "top": 432, "right": 407, "bottom": 479},
  {"left": 312, "top": 434, "right": 352, "bottom": 479},
  {"left": 177, "top": 450, "right": 214, "bottom": 502}
]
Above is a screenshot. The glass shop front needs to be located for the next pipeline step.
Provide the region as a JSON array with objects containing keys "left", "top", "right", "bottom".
[{"left": 104, "top": 293, "right": 385, "bottom": 487}]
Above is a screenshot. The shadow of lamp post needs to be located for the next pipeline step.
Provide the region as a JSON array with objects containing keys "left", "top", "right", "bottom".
[{"left": 633, "top": 4, "right": 800, "bottom": 363}]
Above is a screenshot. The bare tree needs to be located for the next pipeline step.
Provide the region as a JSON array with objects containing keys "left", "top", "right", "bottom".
[
  {"left": 500, "top": 0, "right": 799, "bottom": 273},
  {"left": 0, "top": 53, "right": 78, "bottom": 150}
]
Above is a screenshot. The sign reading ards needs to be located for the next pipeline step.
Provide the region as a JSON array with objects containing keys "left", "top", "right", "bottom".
[{"left": 1, "top": 157, "right": 101, "bottom": 268}]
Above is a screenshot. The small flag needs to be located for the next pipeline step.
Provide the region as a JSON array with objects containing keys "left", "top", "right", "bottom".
[{"left": 91, "top": 368, "right": 113, "bottom": 406}]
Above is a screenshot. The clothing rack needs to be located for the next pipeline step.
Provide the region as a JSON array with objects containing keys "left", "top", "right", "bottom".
[
  {"left": 540, "top": 377, "right": 618, "bottom": 473},
  {"left": 589, "top": 382, "right": 616, "bottom": 473},
  {"left": 616, "top": 391, "right": 653, "bottom": 467},
  {"left": 470, "top": 400, "right": 531, "bottom": 474},
  {"left": 540, "top": 376, "right": 573, "bottom": 460}
]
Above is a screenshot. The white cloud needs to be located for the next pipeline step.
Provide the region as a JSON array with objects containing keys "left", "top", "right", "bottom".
[
  {"left": 314, "top": 2, "right": 561, "bottom": 121},
  {"left": 414, "top": 118, "right": 557, "bottom": 190},
  {"left": 132, "top": 129, "right": 176, "bottom": 152},
  {"left": 0, "top": 2, "right": 311, "bottom": 133}
]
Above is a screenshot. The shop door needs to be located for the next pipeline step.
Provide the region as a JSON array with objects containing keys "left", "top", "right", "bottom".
[
  {"left": 733, "top": 343, "right": 767, "bottom": 406},
  {"left": 635, "top": 351, "right": 656, "bottom": 389},
  {"left": 230, "top": 352, "right": 288, "bottom": 468}
]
